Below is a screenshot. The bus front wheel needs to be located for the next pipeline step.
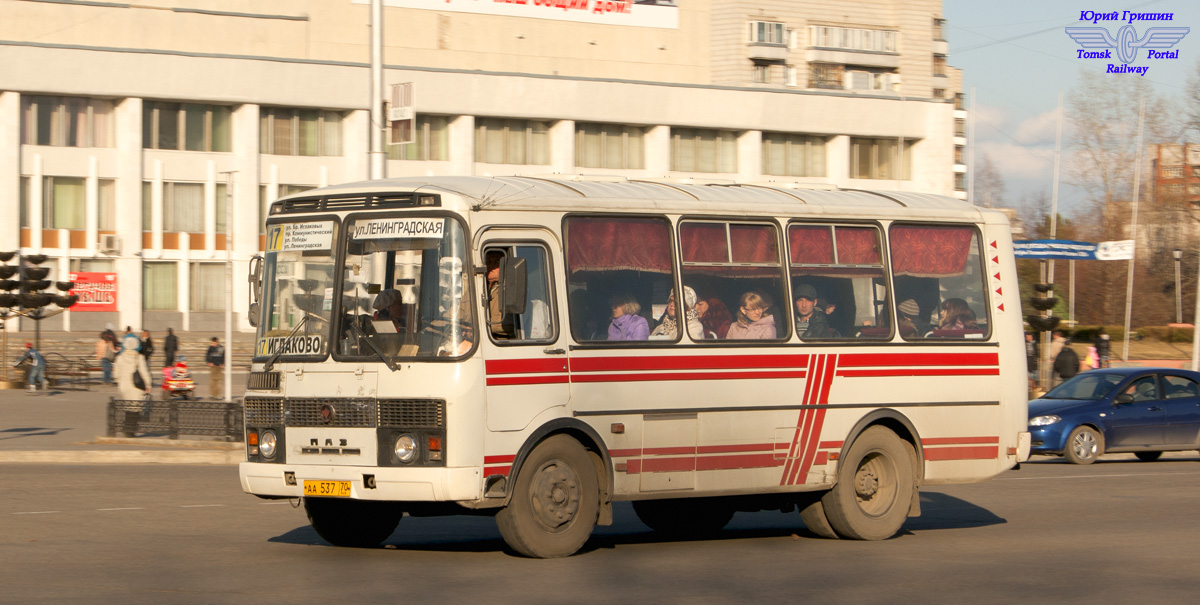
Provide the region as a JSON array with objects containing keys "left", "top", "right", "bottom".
[
  {"left": 496, "top": 435, "right": 599, "bottom": 558},
  {"left": 304, "top": 497, "right": 402, "bottom": 548},
  {"left": 821, "top": 426, "right": 914, "bottom": 541}
]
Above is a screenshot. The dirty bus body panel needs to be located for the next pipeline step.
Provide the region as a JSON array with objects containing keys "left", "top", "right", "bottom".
[{"left": 239, "top": 176, "right": 1030, "bottom": 557}]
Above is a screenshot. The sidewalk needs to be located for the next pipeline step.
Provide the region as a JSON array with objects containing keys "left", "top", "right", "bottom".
[{"left": 0, "top": 370, "right": 248, "bottom": 465}]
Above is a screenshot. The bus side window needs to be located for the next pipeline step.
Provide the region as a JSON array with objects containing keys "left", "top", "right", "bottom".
[
  {"left": 889, "top": 224, "right": 990, "bottom": 341},
  {"left": 485, "top": 244, "right": 555, "bottom": 344},
  {"left": 788, "top": 224, "right": 888, "bottom": 341}
]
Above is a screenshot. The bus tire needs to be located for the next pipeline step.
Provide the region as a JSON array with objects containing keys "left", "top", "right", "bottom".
[
  {"left": 798, "top": 497, "right": 840, "bottom": 540},
  {"left": 496, "top": 434, "right": 599, "bottom": 558},
  {"left": 821, "top": 426, "right": 914, "bottom": 541},
  {"left": 632, "top": 499, "right": 734, "bottom": 537},
  {"left": 304, "top": 497, "right": 402, "bottom": 548}
]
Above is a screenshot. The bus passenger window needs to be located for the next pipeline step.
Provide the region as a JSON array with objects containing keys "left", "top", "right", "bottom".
[
  {"left": 484, "top": 244, "right": 555, "bottom": 343},
  {"left": 788, "top": 224, "right": 887, "bottom": 340},
  {"left": 680, "top": 220, "right": 788, "bottom": 342},
  {"left": 889, "top": 224, "right": 989, "bottom": 341}
]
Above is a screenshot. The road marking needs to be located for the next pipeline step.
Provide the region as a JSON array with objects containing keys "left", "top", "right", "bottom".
[
  {"left": 259, "top": 501, "right": 294, "bottom": 505},
  {"left": 180, "top": 504, "right": 226, "bottom": 508},
  {"left": 97, "top": 507, "right": 144, "bottom": 511},
  {"left": 1000, "top": 471, "right": 1200, "bottom": 481},
  {"left": 13, "top": 511, "right": 59, "bottom": 515}
]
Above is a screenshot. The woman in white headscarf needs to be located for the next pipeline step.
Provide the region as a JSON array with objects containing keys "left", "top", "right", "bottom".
[{"left": 649, "top": 286, "right": 705, "bottom": 341}]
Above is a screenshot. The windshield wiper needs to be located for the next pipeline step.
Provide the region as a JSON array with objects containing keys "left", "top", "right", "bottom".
[
  {"left": 263, "top": 313, "right": 310, "bottom": 372},
  {"left": 347, "top": 322, "right": 399, "bottom": 372}
]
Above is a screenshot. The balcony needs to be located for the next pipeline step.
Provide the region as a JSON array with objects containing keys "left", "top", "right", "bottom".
[
  {"left": 748, "top": 42, "right": 788, "bottom": 62},
  {"left": 806, "top": 48, "right": 900, "bottom": 70}
]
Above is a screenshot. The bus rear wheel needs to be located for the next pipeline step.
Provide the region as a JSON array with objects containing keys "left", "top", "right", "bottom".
[
  {"left": 496, "top": 435, "right": 599, "bottom": 558},
  {"left": 821, "top": 426, "right": 914, "bottom": 541},
  {"left": 632, "top": 498, "right": 734, "bottom": 537},
  {"left": 304, "top": 497, "right": 402, "bottom": 548}
]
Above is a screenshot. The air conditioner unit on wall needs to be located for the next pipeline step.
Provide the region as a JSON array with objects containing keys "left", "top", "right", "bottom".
[{"left": 99, "top": 234, "right": 120, "bottom": 255}]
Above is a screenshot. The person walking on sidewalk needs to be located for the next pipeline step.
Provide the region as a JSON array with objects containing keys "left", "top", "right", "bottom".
[
  {"left": 13, "top": 342, "right": 46, "bottom": 393},
  {"left": 96, "top": 332, "right": 117, "bottom": 385},
  {"left": 139, "top": 329, "right": 155, "bottom": 384},
  {"left": 115, "top": 327, "right": 152, "bottom": 400},
  {"left": 206, "top": 336, "right": 225, "bottom": 400},
  {"left": 163, "top": 328, "right": 178, "bottom": 367}
]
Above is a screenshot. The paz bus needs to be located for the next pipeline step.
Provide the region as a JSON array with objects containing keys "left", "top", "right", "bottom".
[{"left": 239, "top": 176, "right": 1030, "bottom": 558}]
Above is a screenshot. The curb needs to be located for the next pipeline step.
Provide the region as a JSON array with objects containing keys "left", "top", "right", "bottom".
[{"left": 0, "top": 449, "right": 242, "bottom": 465}]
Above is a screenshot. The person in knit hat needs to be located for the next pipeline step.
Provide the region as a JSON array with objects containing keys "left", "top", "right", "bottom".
[{"left": 897, "top": 298, "right": 929, "bottom": 337}]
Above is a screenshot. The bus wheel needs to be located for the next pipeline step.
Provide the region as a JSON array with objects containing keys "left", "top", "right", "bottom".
[
  {"left": 632, "top": 499, "right": 734, "bottom": 537},
  {"left": 822, "top": 426, "right": 914, "bottom": 541},
  {"left": 496, "top": 435, "right": 599, "bottom": 558},
  {"left": 304, "top": 497, "right": 402, "bottom": 548},
  {"left": 798, "top": 497, "right": 839, "bottom": 540}
]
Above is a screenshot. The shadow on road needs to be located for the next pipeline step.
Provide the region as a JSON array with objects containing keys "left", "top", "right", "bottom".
[
  {"left": 899, "top": 491, "right": 1007, "bottom": 533},
  {"left": 0, "top": 426, "right": 73, "bottom": 441}
]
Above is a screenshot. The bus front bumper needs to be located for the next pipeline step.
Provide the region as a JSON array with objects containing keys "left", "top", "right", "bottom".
[{"left": 240, "top": 462, "right": 483, "bottom": 502}]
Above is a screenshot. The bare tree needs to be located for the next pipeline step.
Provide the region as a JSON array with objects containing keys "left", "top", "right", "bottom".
[{"left": 974, "top": 153, "right": 1006, "bottom": 209}]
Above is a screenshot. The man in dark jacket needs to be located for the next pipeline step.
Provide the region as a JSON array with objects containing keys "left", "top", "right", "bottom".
[
  {"left": 163, "top": 328, "right": 179, "bottom": 367},
  {"left": 793, "top": 284, "right": 832, "bottom": 339},
  {"left": 1054, "top": 344, "right": 1080, "bottom": 384},
  {"left": 205, "top": 337, "right": 225, "bottom": 399}
]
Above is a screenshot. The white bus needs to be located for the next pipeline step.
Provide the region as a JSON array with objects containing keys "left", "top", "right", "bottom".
[{"left": 240, "top": 176, "right": 1031, "bottom": 558}]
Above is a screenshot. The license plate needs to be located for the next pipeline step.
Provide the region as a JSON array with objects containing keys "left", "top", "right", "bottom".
[{"left": 303, "top": 480, "right": 351, "bottom": 498}]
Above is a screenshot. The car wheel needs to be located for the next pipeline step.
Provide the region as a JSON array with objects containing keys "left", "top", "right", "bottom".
[
  {"left": 1064, "top": 426, "right": 1103, "bottom": 465},
  {"left": 1134, "top": 451, "right": 1162, "bottom": 462}
]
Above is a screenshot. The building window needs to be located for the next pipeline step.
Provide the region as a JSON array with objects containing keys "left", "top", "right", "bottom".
[
  {"left": 955, "top": 173, "right": 967, "bottom": 192},
  {"left": 21, "top": 95, "right": 114, "bottom": 148},
  {"left": 762, "top": 133, "right": 826, "bottom": 177},
  {"left": 808, "top": 25, "right": 897, "bottom": 52},
  {"left": 955, "top": 119, "right": 966, "bottom": 137},
  {"left": 933, "top": 88, "right": 945, "bottom": 99},
  {"left": 933, "top": 55, "right": 947, "bottom": 76},
  {"left": 474, "top": 118, "right": 550, "bottom": 165},
  {"left": 1163, "top": 183, "right": 1185, "bottom": 195},
  {"left": 748, "top": 21, "right": 786, "bottom": 45},
  {"left": 576, "top": 123, "right": 645, "bottom": 169},
  {"left": 1162, "top": 166, "right": 1184, "bottom": 178},
  {"left": 143, "top": 102, "right": 232, "bottom": 152},
  {"left": 786, "top": 66, "right": 798, "bottom": 87},
  {"left": 753, "top": 63, "right": 770, "bottom": 83},
  {"left": 143, "top": 181, "right": 227, "bottom": 233},
  {"left": 1191, "top": 166, "right": 1200, "bottom": 177},
  {"left": 260, "top": 107, "right": 343, "bottom": 156},
  {"left": 42, "top": 177, "right": 86, "bottom": 229},
  {"left": 933, "top": 18, "right": 945, "bottom": 40},
  {"left": 190, "top": 263, "right": 225, "bottom": 311},
  {"left": 1188, "top": 183, "right": 1200, "bottom": 195},
  {"left": 954, "top": 93, "right": 965, "bottom": 110},
  {"left": 670, "top": 128, "right": 737, "bottom": 173},
  {"left": 20, "top": 177, "right": 29, "bottom": 228},
  {"left": 386, "top": 115, "right": 449, "bottom": 161},
  {"left": 98, "top": 179, "right": 116, "bottom": 231},
  {"left": 809, "top": 63, "right": 844, "bottom": 89},
  {"left": 143, "top": 262, "right": 177, "bottom": 310},
  {"left": 850, "top": 137, "right": 913, "bottom": 180},
  {"left": 845, "top": 70, "right": 897, "bottom": 91},
  {"left": 954, "top": 146, "right": 965, "bottom": 165}
]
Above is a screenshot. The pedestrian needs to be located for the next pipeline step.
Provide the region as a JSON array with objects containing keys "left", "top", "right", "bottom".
[
  {"left": 96, "top": 332, "right": 117, "bottom": 385},
  {"left": 1094, "top": 327, "right": 1111, "bottom": 369},
  {"left": 206, "top": 336, "right": 225, "bottom": 399},
  {"left": 163, "top": 327, "right": 179, "bottom": 367},
  {"left": 115, "top": 326, "right": 152, "bottom": 399},
  {"left": 1053, "top": 342, "right": 1080, "bottom": 384},
  {"left": 140, "top": 329, "right": 154, "bottom": 369},
  {"left": 13, "top": 342, "right": 46, "bottom": 393}
]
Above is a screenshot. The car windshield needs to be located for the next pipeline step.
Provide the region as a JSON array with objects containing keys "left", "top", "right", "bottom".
[{"left": 1042, "top": 372, "right": 1124, "bottom": 400}]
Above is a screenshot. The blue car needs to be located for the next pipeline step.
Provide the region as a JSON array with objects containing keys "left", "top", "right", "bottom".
[{"left": 1028, "top": 367, "right": 1200, "bottom": 464}]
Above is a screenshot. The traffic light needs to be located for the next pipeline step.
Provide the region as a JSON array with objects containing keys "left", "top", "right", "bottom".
[
  {"left": 1027, "top": 283, "right": 1060, "bottom": 332},
  {"left": 0, "top": 251, "right": 17, "bottom": 309},
  {"left": 19, "top": 254, "right": 53, "bottom": 310}
]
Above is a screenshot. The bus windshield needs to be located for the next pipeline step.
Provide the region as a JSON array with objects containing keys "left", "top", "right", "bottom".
[{"left": 255, "top": 220, "right": 341, "bottom": 359}]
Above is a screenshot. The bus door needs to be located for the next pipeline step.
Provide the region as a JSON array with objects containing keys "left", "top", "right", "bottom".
[{"left": 480, "top": 233, "right": 570, "bottom": 432}]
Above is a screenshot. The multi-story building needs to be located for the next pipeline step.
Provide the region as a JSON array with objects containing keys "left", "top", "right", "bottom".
[{"left": 0, "top": 0, "right": 964, "bottom": 332}]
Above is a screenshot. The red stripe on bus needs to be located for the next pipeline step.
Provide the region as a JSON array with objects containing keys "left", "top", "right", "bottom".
[
  {"left": 570, "top": 354, "right": 811, "bottom": 372},
  {"left": 642, "top": 446, "right": 697, "bottom": 456},
  {"left": 838, "top": 352, "right": 999, "bottom": 368},
  {"left": 923, "top": 446, "right": 999, "bottom": 461},
  {"left": 485, "top": 375, "right": 570, "bottom": 387},
  {"left": 485, "top": 358, "right": 568, "bottom": 375},
  {"left": 696, "top": 453, "right": 786, "bottom": 471},
  {"left": 638, "top": 457, "right": 697, "bottom": 473},
  {"left": 819, "top": 441, "right": 843, "bottom": 449},
  {"left": 922, "top": 436, "right": 999, "bottom": 445},
  {"left": 484, "top": 455, "right": 515, "bottom": 464},
  {"left": 836, "top": 368, "right": 1000, "bottom": 377},
  {"left": 484, "top": 466, "right": 511, "bottom": 476},
  {"left": 570, "top": 370, "right": 808, "bottom": 383},
  {"left": 814, "top": 451, "right": 828, "bottom": 466},
  {"left": 609, "top": 448, "right": 642, "bottom": 458}
]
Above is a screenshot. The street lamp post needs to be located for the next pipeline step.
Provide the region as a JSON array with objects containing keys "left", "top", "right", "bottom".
[{"left": 1173, "top": 248, "right": 1183, "bottom": 324}]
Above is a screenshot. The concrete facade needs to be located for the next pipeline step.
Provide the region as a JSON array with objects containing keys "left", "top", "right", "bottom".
[{"left": 0, "top": 0, "right": 965, "bottom": 333}]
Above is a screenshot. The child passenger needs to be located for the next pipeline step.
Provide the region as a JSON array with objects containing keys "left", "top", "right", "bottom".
[{"left": 725, "top": 291, "right": 776, "bottom": 340}]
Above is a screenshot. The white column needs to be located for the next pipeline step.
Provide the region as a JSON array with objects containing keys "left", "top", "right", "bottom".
[
  {"left": 114, "top": 97, "right": 143, "bottom": 331},
  {"left": 644, "top": 125, "right": 671, "bottom": 175},
  {"left": 737, "top": 130, "right": 762, "bottom": 183},
  {"left": 343, "top": 109, "right": 371, "bottom": 183},
  {"left": 0, "top": 91, "right": 19, "bottom": 253},
  {"left": 30, "top": 155, "right": 43, "bottom": 250},
  {"left": 827, "top": 135, "right": 851, "bottom": 186},
  {"left": 151, "top": 160, "right": 163, "bottom": 255},
  {"left": 179, "top": 234, "right": 191, "bottom": 332},
  {"left": 231, "top": 104, "right": 260, "bottom": 329},
  {"left": 550, "top": 120, "right": 575, "bottom": 174},
  {"left": 85, "top": 157, "right": 99, "bottom": 256},
  {"left": 204, "top": 161, "right": 216, "bottom": 254},
  {"left": 448, "top": 115, "right": 475, "bottom": 176},
  {"left": 57, "top": 230, "right": 70, "bottom": 332}
]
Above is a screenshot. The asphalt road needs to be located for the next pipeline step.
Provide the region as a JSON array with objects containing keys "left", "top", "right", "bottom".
[{"left": 3, "top": 455, "right": 1199, "bottom": 604}]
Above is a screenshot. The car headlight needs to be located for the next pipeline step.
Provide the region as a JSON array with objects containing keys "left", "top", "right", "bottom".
[
  {"left": 259, "top": 430, "right": 278, "bottom": 459},
  {"left": 1029, "top": 415, "right": 1061, "bottom": 427},
  {"left": 394, "top": 434, "right": 417, "bottom": 463}
]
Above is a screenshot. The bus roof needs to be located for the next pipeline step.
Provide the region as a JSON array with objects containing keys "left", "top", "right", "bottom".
[{"left": 277, "top": 176, "right": 995, "bottom": 223}]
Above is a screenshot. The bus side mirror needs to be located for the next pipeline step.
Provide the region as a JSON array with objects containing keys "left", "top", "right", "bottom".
[
  {"left": 247, "top": 255, "right": 263, "bottom": 328},
  {"left": 499, "top": 256, "right": 527, "bottom": 316}
]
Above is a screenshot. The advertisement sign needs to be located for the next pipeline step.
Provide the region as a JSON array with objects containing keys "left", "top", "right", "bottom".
[
  {"left": 68, "top": 272, "right": 117, "bottom": 312},
  {"left": 365, "top": 0, "right": 679, "bottom": 29},
  {"left": 1012, "top": 239, "right": 1135, "bottom": 260}
]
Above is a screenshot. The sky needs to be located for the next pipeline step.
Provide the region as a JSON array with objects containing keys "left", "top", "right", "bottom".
[{"left": 943, "top": 0, "right": 1200, "bottom": 218}]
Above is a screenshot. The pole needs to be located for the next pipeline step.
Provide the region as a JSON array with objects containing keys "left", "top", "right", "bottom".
[
  {"left": 1041, "top": 92, "right": 1064, "bottom": 389},
  {"left": 369, "top": 0, "right": 386, "bottom": 180},
  {"left": 1173, "top": 250, "right": 1182, "bottom": 324},
  {"left": 1121, "top": 100, "right": 1145, "bottom": 363},
  {"left": 967, "top": 87, "right": 976, "bottom": 205},
  {"left": 1193, "top": 250, "right": 1200, "bottom": 371},
  {"left": 221, "top": 171, "right": 235, "bottom": 403},
  {"left": 1069, "top": 259, "right": 1075, "bottom": 327}
]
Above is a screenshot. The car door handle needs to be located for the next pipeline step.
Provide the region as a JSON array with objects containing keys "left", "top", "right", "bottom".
[
  {"left": 543, "top": 348, "right": 566, "bottom": 355},
  {"left": 1147, "top": 406, "right": 1163, "bottom": 411}
]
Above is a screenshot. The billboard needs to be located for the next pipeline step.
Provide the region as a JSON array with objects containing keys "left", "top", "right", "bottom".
[
  {"left": 368, "top": 0, "right": 679, "bottom": 29},
  {"left": 68, "top": 272, "right": 118, "bottom": 312}
]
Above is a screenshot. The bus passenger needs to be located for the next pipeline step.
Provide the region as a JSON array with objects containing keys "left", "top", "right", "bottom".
[
  {"left": 699, "top": 297, "right": 733, "bottom": 339},
  {"left": 485, "top": 250, "right": 516, "bottom": 338},
  {"left": 897, "top": 298, "right": 927, "bottom": 337},
  {"left": 726, "top": 291, "right": 777, "bottom": 340},
  {"left": 649, "top": 286, "right": 704, "bottom": 340},
  {"left": 371, "top": 289, "right": 406, "bottom": 332},
  {"left": 793, "top": 284, "right": 831, "bottom": 339},
  {"left": 939, "top": 298, "right": 974, "bottom": 330},
  {"left": 608, "top": 294, "right": 649, "bottom": 341}
]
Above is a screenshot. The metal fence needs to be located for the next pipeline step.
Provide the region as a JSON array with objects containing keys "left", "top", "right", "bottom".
[{"left": 107, "top": 398, "right": 243, "bottom": 441}]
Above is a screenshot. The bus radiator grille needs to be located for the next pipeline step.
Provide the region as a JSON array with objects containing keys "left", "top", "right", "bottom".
[
  {"left": 243, "top": 397, "right": 284, "bottom": 424},
  {"left": 286, "top": 398, "right": 377, "bottom": 427},
  {"left": 379, "top": 399, "right": 445, "bottom": 428}
]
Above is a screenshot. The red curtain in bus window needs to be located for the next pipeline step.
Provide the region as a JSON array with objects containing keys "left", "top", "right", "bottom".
[
  {"left": 889, "top": 225, "right": 975, "bottom": 277},
  {"left": 566, "top": 217, "right": 672, "bottom": 274},
  {"left": 788, "top": 225, "right": 834, "bottom": 264},
  {"left": 730, "top": 224, "right": 779, "bottom": 263},
  {"left": 680, "top": 223, "right": 728, "bottom": 263},
  {"left": 835, "top": 227, "right": 881, "bottom": 264}
]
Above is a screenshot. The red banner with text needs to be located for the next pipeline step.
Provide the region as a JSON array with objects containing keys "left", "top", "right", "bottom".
[{"left": 68, "top": 272, "right": 118, "bottom": 312}]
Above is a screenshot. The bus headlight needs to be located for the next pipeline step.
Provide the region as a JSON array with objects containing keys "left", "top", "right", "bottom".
[
  {"left": 260, "top": 430, "right": 278, "bottom": 459},
  {"left": 394, "top": 434, "right": 418, "bottom": 463},
  {"left": 1028, "top": 415, "right": 1061, "bottom": 427}
]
